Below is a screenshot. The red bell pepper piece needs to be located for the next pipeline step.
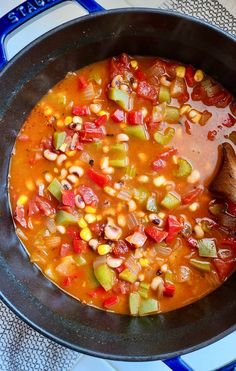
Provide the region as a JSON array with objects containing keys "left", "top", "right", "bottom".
[
  {"left": 77, "top": 76, "right": 88, "bottom": 89},
  {"left": 111, "top": 109, "right": 125, "bottom": 123},
  {"left": 88, "top": 286, "right": 106, "bottom": 298},
  {"left": 62, "top": 190, "right": 75, "bottom": 207},
  {"left": 137, "top": 80, "right": 157, "bottom": 102},
  {"left": 163, "top": 283, "right": 175, "bottom": 297},
  {"left": 87, "top": 168, "right": 109, "bottom": 188},
  {"left": 182, "top": 187, "right": 203, "bottom": 205},
  {"left": 62, "top": 276, "right": 73, "bottom": 287},
  {"left": 73, "top": 238, "right": 87, "bottom": 254},
  {"left": 103, "top": 295, "right": 119, "bottom": 308},
  {"left": 221, "top": 236, "right": 236, "bottom": 250},
  {"left": 116, "top": 263, "right": 126, "bottom": 273},
  {"left": 35, "top": 196, "right": 55, "bottom": 216},
  {"left": 213, "top": 258, "right": 236, "bottom": 282},
  {"left": 94, "top": 114, "right": 107, "bottom": 127},
  {"left": 72, "top": 105, "right": 90, "bottom": 116},
  {"left": 145, "top": 225, "right": 168, "bottom": 242},
  {"left": 67, "top": 225, "right": 80, "bottom": 239},
  {"left": 127, "top": 111, "right": 143, "bottom": 125},
  {"left": 185, "top": 66, "right": 196, "bottom": 87},
  {"left": 166, "top": 215, "right": 182, "bottom": 243},
  {"left": 79, "top": 122, "right": 105, "bottom": 142}
]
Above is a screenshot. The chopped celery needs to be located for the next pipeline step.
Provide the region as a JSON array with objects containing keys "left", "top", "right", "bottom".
[
  {"left": 53, "top": 131, "right": 66, "bottom": 150},
  {"left": 110, "top": 143, "right": 128, "bottom": 151},
  {"left": 129, "top": 292, "right": 141, "bottom": 315},
  {"left": 159, "top": 86, "right": 171, "bottom": 103},
  {"left": 87, "top": 267, "right": 100, "bottom": 288},
  {"left": 146, "top": 195, "right": 159, "bottom": 212},
  {"left": 94, "top": 263, "right": 116, "bottom": 291},
  {"left": 154, "top": 127, "right": 175, "bottom": 145},
  {"left": 165, "top": 106, "right": 180, "bottom": 123},
  {"left": 138, "top": 282, "right": 150, "bottom": 299},
  {"left": 108, "top": 87, "right": 130, "bottom": 111},
  {"left": 139, "top": 298, "right": 159, "bottom": 315},
  {"left": 198, "top": 238, "right": 217, "bottom": 258},
  {"left": 175, "top": 158, "right": 192, "bottom": 177},
  {"left": 133, "top": 188, "right": 149, "bottom": 203},
  {"left": 119, "top": 268, "right": 137, "bottom": 283},
  {"left": 47, "top": 178, "right": 62, "bottom": 201},
  {"left": 124, "top": 125, "right": 149, "bottom": 140},
  {"left": 74, "top": 255, "right": 87, "bottom": 266},
  {"left": 56, "top": 210, "right": 78, "bottom": 225},
  {"left": 190, "top": 259, "right": 211, "bottom": 272},
  {"left": 165, "top": 270, "right": 174, "bottom": 284},
  {"left": 109, "top": 157, "right": 129, "bottom": 168},
  {"left": 125, "top": 164, "right": 136, "bottom": 179},
  {"left": 161, "top": 192, "right": 181, "bottom": 210}
]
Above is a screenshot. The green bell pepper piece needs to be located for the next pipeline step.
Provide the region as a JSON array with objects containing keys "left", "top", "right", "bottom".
[
  {"left": 165, "top": 106, "right": 180, "bottom": 123},
  {"left": 47, "top": 178, "right": 62, "bottom": 201},
  {"left": 119, "top": 268, "right": 137, "bottom": 283},
  {"left": 125, "top": 164, "right": 136, "bottom": 179},
  {"left": 110, "top": 143, "right": 128, "bottom": 152},
  {"left": 108, "top": 87, "right": 131, "bottom": 111},
  {"left": 53, "top": 131, "right": 66, "bottom": 150},
  {"left": 109, "top": 157, "right": 129, "bottom": 168},
  {"left": 138, "top": 282, "right": 150, "bottom": 299},
  {"left": 124, "top": 125, "right": 149, "bottom": 140},
  {"left": 190, "top": 259, "right": 211, "bottom": 272},
  {"left": 133, "top": 188, "right": 149, "bottom": 204},
  {"left": 198, "top": 238, "right": 217, "bottom": 258},
  {"left": 159, "top": 86, "right": 171, "bottom": 103},
  {"left": 74, "top": 255, "right": 87, "bottom": 266},
  {"left": 175, "top": 158, "right": 192, "bottom": 177},
  {"left": 56, "top": 210, "right": 78, "bottom": 225},
  {"left": 146, "top": 195, "right": 159, "bottom": 213},
  {"left": 94, "top": 264, "right": 116, "bottom": 291},
  {"left": 139, "top": 298, "right": 159, "bottom": 315},
  {"left": 154, "top": 127, "right": 175, "bottom": 145},
  {"left": 161, "top": 192, "right": 181, "bottom": 210},
  {"left": 129, "top": 292, "right": 141, "bottom": 315}
]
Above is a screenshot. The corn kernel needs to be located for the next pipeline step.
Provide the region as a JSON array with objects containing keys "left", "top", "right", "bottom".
[
  {"left": 139, "top": 258, "right": 149, "bottom": 267},
  {"left": 98, "top": 110, "right": 109, "bottom": 118},
  {"left": 67, "top": 150, "right": 76, "bottom": 157},
  {"left": 85, "top": 206, "right": 96, "bottom": 214},
  {"left": 130, "top": 60, "right": 138, "bottom": 69},
  {"left": 153, "top": 176, "right": 166, "bottom": 187},
  {"left": 64, "top": 116, "right": 73, "bottom": 125},
  {"left": 194, "top": 69, "right": 204, "bottom": 82},
  {"left": 56, "top": 119, "right": 64, "bottom": 128},
  {"left": 80, "top": 227, "right": 92, "bottom": 241},
  {"left": 17, "top": 195, "right": 28, "bottom": 206},
  {"left": 176, "top": 66, "right": 186, "bottom": 78},
  {"left": 78, "top": 218, "right": 88, "bottom": 229},
  {"left": 84, "top": 214, "right": 97, "bottom": 224},
  {"left": 104, "top": 186, "right": 116, "bottom": 196},
  {"left": 98, "top": 244, "right": 112, "bottom": 255}
]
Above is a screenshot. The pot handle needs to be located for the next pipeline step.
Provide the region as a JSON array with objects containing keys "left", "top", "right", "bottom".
[
  {"left": 164, "top": 356, "right": 193, "bottom": 370},
  {"left": 0, "top": 0, "right": 104, "bottom": 70}
]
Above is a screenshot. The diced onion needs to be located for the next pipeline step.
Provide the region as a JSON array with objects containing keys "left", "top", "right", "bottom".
[
  {"left": 80, "top": 151, "right": 91, "bottom": 163},
  {"left": 93, "top": 255, "right": 107, "bottom": 269},
  {"left": 16, "top": 228, "right": 28, "bottom": 241},
  {"left": 155, "top": 244, "right": 172, "bottom": 257},
  {"left": 125, "top": 254, "right": 141, "bottom": 275},
  {"left": 44, "top": 236, "right": 61, "bottom": 248},
  {"left": 127, "top": 213, "right": 140, "bottom": 230},
  {"left": 117, "top": 188, "right": 132, "bottom": 201},
  {"left": 46, "top": 218, "right": 57, "bottom": 234},
  {"left": 175, "top": 266, "right": 191, "bottom": 283},
  {"left": 80, "top": 82, "right": 96, "bottom": 103}
]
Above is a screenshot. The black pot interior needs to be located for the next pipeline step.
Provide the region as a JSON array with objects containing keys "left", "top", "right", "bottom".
[{"left": 0, "top": 10, "right": 235, "bottom": 360}]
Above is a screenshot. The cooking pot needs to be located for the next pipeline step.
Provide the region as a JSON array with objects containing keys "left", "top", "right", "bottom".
[{"left": 0, "top": 0, "right": 235, "bottom": 362}]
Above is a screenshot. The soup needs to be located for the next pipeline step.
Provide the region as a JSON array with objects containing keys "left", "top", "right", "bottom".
[{"left": 9, "top": 54, "right": 236, "bottom": 315}]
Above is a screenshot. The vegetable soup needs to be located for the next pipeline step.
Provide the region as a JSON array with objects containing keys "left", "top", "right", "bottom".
[{"left": 9, "top": 54, "right": 236, "bottom": 315}]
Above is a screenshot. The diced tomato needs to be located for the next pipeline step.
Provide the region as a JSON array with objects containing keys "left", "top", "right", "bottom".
[
  {"left": 73, "top": 238, "right": 87, "bottom": 254},
  {"left": 186, "top": 237, "right": 198, "bottom": 249},
  {"left": 76, "top": 142, "right": 84, "bottom": 151},
  {"left": 60, "top": 243, "right": 71, "bottom": 257},
  {"left": 103, "top": 295, "right": 119, "bottom": 308},
  {"left": 185, "top": 66, "right": 196, "bottom": 87},
  {"left": 67, "top": 225, "right": 80, "bottom": 239},
  {"left": 62, "top": 276, "right": 73, "bottom": 287},
  {"left": 116, "top": 263, "right": 126, "bottom": 273},
  {"left": 35, "top": 196, "right": 55, "bottom": 216},
  {"left": 28, "top": 199, "right": 40, "bottom": 216},
  {"left": 226, "top": 200, "right": 236, "bottom": 217},
  {"left": 221, "top": 236, "right": 236, "bottom": 250},
  {"left": 145, "top": 225, "right": 168, "bottom": 242},
  {"left": 77, "top": 76, "right": 88, "bottom": 89},
  {"left": 87, "top": 168, "right": 109, "bottom": 188},
  {"left": 94, "top": 115, "right": 107, "bottom": 127},
  {"left": 135, "top": 68, "right": 146, "bottom": 81},
  {"left": 79, "top": 122, "right": 105, "bottom": 142},
  {"left": 208, "top": 130, "right": 217, "bottom": 141},
  {"left": 112, "top": 280, "right": 130, "bottom": 294},
  {"left": 163, "top": 283, "right": 175, "bottom": 297},
  {"left": 14, "top": 205, "right": 27, "bottom": 228},
  {"left": 127, "top": 110, "right": 143, "bottom": 125},
  {"left": 170, "top": 77, "right": 189, "bottom": 104},
  {"left": 184, "top": 120, "right": 191, "bottom": 135},
  {"left": 77, "top": 185, "right": 99, "bottom": 206},
  {"left": 111, "top": 109, "right": 125, "bottom": 123},
  {"left": 213, "top": 258, "right": 236, "bottom": 281},
  {"left": 109, "top": 53, "right": 131, "bottom": 78},
  {"left": 40, "top": 136, "right": 53, "bottom": 151},
  {"left": 152, "top": 158, "right": 166, "bottom": 171},
  {"left": 230, "top": 100, "right": 236, "bottom": 116},
  {"left": 221, "top": 113, "right": 236, "bottom": 128},
  {"left": 166, "top": 215, "right": 182, "bottom": 243},
  {"left": 62, "top": 190, "right": 75, "bottom": 207},
  {"left": 72, "top": 105, "right": 90, "bottom": 116},
  {"left": 87, "top": 286, "right": 106, "bottom": 298},
  {"left": 137, "top": 81, "right": 158, "bottom": 102},
  {"left": 182, "top": 187, "right": 203, "bottom": 205},
  {"left": 113, "top": 240, "right": 129, "bottom": 256}
]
